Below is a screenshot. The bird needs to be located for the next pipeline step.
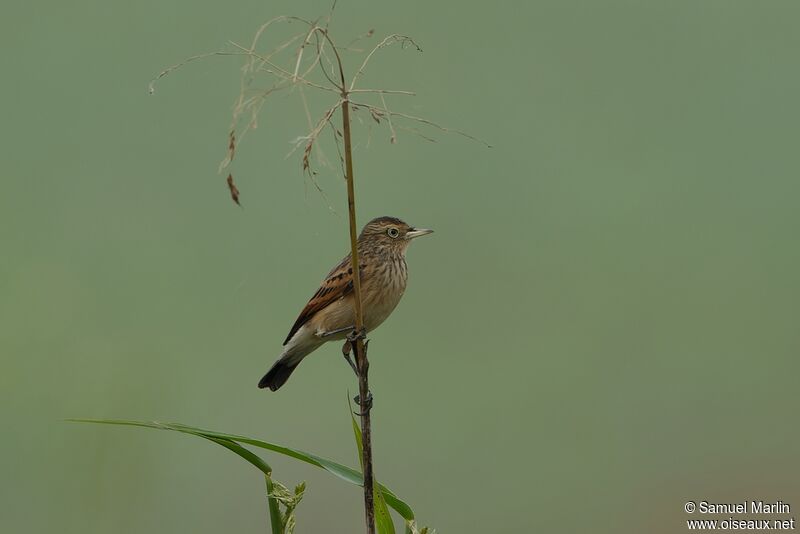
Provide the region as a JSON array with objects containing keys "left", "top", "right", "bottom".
[{"left": 258, "top": 216, "right": 433, "bottom": 391}]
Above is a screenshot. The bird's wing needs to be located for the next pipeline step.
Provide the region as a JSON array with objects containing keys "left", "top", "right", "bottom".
[{"left": 283, "top": 254, "right": 359, "bottom": 345}]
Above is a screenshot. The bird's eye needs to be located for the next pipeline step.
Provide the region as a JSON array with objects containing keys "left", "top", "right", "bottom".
[{"left": 387, "top": 227, "right": 400, "bottom": 238}]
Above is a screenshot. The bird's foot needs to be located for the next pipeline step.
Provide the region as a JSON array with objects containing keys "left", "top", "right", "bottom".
[
  {"left": 346, "top": 327, "right": 367, "bottom": 343},
  {"left": 342, "top": 341, "right": 358, "bottom": 377},
  {"left": 344, "top": 329, "right": 369, "bottom": 380},
  {"left": 353, "top": 391, "right": 373, "bottom": 415}
]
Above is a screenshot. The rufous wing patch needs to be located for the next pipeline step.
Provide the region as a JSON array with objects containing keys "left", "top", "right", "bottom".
[{"left": 283, "top": 255, "right": 363, "bottom": 345}]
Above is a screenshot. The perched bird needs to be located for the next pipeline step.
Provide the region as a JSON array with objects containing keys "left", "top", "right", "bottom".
[{"left": 258, "top": 216, "right": 433, "bottom": 391}]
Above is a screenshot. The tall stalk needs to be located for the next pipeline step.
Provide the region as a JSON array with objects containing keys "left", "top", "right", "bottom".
[
  {"left": 324, "top": 30, "right": 376, "bottom": 533},
  {"left": 341, "top": 98, "right": 375, "bottom": 533}
]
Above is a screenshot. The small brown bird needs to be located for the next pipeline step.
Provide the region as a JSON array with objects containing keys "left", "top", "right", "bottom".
[{"left": 258, "top": 216, "right": 433, "bottom": 391}]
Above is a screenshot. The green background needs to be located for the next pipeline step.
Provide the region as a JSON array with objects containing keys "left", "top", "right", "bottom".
[{"left": 2, "top": 1, "right": 799, "bottom": 532}]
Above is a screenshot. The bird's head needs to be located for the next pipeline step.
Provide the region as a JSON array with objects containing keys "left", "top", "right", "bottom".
[{"left": 358, "top": 216, "right": 433, "bottom": 254}]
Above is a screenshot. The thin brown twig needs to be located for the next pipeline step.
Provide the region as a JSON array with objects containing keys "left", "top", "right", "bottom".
[
  {"left": 379, "top": 93, "right": 397, "bottom": 144},
  {"left": 248, "top": 15, "right": 316, "bottom": 50},
  {"left": 350, "top": 100, "right": 493, "bottom": 147},
  {"left": 349, "top": 34, "right": 421, "bottom": 92},
  {"left": 245, "top": 32, "right": 307, "bottom": 81},
  {"left": 298, "top": 85, "right": 331, "bottom": 170},
  {"left": 350, "top": 89, "right": 416, "bottom": 96},
  {"left": 345, "top": 28, "right": 375, "bottom": 49},
  {"left": 312, "top": 31, "right": 343, "bottom": 91},
  {"left": 325, "top": 0, "right": 338, "bottom": 30},
  {"left": 291, "top": 33, "right": 311, "bottom": 82},
  {"left": 148, "top": 51, "right": 249, "bottom": 94},
  {"left": 297, "top": 88, "right": 337, "bottom": 213},
  {"left": 396, "top": 125, "right": 438, "bottom": 143},
  {"left": 285, "top": 99, "right": 344, "bottom": 161},
  {"left": 220, "top": 83, "right": 290, "bottom": 173},
  {"left": 292, "top": 22, "right": 328, "bottom": 82},
  {"left": 326, "top": 120, "right": 346, "bottom": 180},
  {"left": 228, "top": 40, "right": 338, "bottom": 94}
]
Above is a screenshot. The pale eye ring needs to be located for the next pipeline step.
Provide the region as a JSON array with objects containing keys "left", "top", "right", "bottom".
[{"left": 387, "top": 227, "right": 400, "bottom": 238}]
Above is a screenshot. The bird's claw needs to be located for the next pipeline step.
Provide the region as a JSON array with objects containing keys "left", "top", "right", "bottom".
[
  {"left": 344, "top": 330, "right": 369, "bottom": 377},
  {"left": 345, "top": 357, "right": 358, "bottom": 376},
  {"left": 346, "top": 328, "right": 367, "bottom": 343},
  {"left": 353, "top": 391, "right": 373, "bottom": 415}
]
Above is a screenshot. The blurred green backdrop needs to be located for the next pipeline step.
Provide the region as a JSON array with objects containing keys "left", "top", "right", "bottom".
[{"left": 2, "top": 1, "right": 799, "bottom": 533}]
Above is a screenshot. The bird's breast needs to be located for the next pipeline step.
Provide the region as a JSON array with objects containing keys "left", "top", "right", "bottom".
[{"left": 361, "top": 256, "right": 408, "bottom": 332}]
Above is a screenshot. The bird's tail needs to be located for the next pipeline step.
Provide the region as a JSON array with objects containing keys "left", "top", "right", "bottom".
[
  {"left": 258, "top": 357, "right": 298, "bottom": 391},
  {"left": 258, "top": 331, "right": 322, "bottom": 391}
]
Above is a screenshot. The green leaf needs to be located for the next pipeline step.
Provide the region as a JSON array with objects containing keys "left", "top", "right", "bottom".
[
  {"left": 68, "top": 419, "right": 415, "bottom": 522},
  {"left": 263, "top": 475, "right": 284, "bottom": 534},
  {"left": 349, "top": 403, "right": 396, "bottom": 534}
]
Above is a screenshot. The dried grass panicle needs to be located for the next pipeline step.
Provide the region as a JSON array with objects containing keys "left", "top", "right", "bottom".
[{"left": 148, "top": 9, "right": 482, "bottom": 205}]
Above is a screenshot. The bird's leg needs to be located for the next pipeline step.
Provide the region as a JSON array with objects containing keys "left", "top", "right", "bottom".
[
  {"left": 338, "top": 326, "right": 366, "bottom": 378},
  {"left": 347, "top": 332, "right": 368, "bottom": 376},
  {"left": 351, "top": 337, "right": 372, "bottom": 414},
  {"left": 320, "top": 325, "right": 355, "bottom": 338},
  {"left": 341, "top": 339, "right": 358, "bottom": 377},
  {"left": 343, "top": 339, "right": 373, "bottom": 413}
]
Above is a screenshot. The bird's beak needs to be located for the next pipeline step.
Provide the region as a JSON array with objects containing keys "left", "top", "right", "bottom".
[{"left": 406, "top": 227, "right": 434, "bottom": 239}]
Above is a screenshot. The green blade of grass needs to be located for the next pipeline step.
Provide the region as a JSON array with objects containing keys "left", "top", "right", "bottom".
[
  {"left": 69, "top": 419, "right": 415, "bottom": 522},
  {"left": 263, "top": 473, "right": 284, "bottom": 534},
  {"left": 349, "top": 403, "right": 396, "bottom": 534}
]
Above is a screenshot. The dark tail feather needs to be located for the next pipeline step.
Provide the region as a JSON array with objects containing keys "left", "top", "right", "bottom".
[{"left": 258, "top": 359, "right": 298, "bottom": 391}]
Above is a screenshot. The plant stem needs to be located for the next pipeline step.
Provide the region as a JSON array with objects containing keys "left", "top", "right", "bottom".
[
  {"left": 264, "top": 473, "right": 283, "bottom": 533},
  {"left": 341, "top": 96, "right": 376, "bottom": 534},
  {"left": 308, "top": 26, "right": 376, "bottom": 533}
]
